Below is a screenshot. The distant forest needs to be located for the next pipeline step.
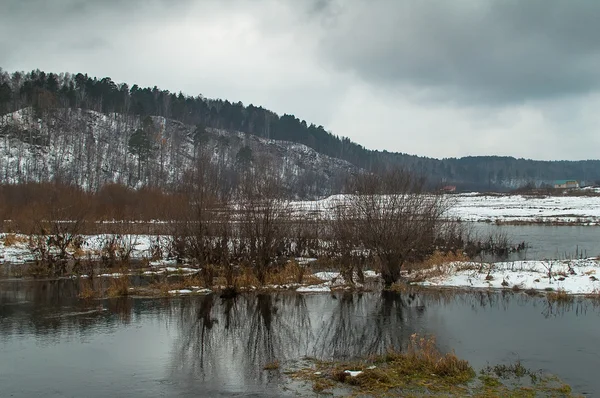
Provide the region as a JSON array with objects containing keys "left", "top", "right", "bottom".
[{"left": 1, "top": 68, "right": 599, "bottom": 190}]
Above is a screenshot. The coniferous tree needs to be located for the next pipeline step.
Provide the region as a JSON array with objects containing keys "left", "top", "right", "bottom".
[{"left": 128, "top": 116, "right": 156, "bottom": 179}]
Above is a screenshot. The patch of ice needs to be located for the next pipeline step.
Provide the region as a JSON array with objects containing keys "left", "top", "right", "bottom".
[
  {"left": 296, "top": 284, "right": 331, "bottom": 293},
  {"left": 168, "top": 289, "right": 193, "bottom": 294},
  {"left": 344, "top": 370, "right": 363, "bottom": 377},
  {"left": 149, "top": 259, "right": 177, "bottom": 267},
  {"left": 295, "top": 257, "right": 317, "bottom": 265},
  {"left": 363, "top": 270, "right": 379, "bottom": 278},
  {"left": 313, "top": 272, "right": 340, "bottom": 281}
]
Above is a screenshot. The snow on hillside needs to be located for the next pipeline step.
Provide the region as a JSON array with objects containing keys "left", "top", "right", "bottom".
[{"left": 0, "top": 108, "right": 357, "bottom": 197}]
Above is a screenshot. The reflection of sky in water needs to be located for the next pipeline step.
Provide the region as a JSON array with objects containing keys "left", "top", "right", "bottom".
[{"left": 1, "top": 283, "right": 600, "bottom": 396}]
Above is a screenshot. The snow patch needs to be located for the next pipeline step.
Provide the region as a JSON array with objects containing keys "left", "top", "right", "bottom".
[
  {"left": 296, "top": 284, "right": 331, "bottom": 293},
  {"left": 421, "top": 259, "right": 600, "bottom": 294}
]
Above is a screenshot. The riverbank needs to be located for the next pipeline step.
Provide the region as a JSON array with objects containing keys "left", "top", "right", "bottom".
[
  {"left": 3, "top": 231, "right": 600, "bottom": 297},
  {"left": 411, "top": 258, "right": 600, "bottom": 295},
  {"left": 53, "top": 257, "right": 600, "bottom": 300}
]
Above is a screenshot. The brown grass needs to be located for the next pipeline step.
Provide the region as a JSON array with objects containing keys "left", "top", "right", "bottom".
[
  {"left": 235, "top": 265, "right": 260, "bottom": 288},
  {"left": 547, "top": 288, "right": 573, "bottom": 303},
  {"left": 423, "top": 250, "right": 470, "bottom": 268},
  {"left": 263, "top": 360, "right": 280, "bottom": 370},
  {"left": 150, "top": 274, "right": 205, "bottom": 295},
  {"left": 2, "top": 233, "right": 27, "bottom": 247},
  {"left": 402, "top": 333, "right": 473, "bottom": 379},
  {"left": 78, "top": 279, "right": 99, "bottom": 299},
  {"left": 406, "top": 250, "right": 470, "bottom": 282},
  {"left": 106, "top": 274, "right": 131, "bottom": 297},
  {"left": 266, "top": 260, "right": 306, "bottom": 285},
  {"left": 584, "top": 288, "right": 600, "bottom": 302},
  {"left": 294, "top": 334, "right": 474, "bottom": 395}
]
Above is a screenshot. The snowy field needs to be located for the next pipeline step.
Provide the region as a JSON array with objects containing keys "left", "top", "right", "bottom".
[
  {"left": 0, "top": 234, "right": 167, "bottom": 265},
  {"left": 449, "top": 193, "right": 600, "bottom": 224},
  {"left": 290, "top": 192, "right": 600, "bottom": 225}
]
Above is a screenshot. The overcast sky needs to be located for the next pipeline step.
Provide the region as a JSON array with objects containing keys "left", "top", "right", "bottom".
[{"left": 2, "top": 0, "right": 600, "bottom": 160}]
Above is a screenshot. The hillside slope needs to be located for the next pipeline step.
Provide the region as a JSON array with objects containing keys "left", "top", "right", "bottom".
[
  {"left": 1, "top": 69, "right": 600, "bottom": 191},
  {"left": 0, "top": 108, "right": 357, "bottom": 197}
]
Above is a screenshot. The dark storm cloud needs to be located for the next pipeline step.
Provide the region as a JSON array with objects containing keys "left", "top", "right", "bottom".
[
  {"left": 2, "top": 0, "right": 600, "bottom": 160},
  {"left": 311, "top": 0, "right": 600, "bottom": 104}
]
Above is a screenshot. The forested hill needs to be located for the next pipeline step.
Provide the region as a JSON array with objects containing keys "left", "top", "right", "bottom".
[{"left": 1, "top": 68, "right": 599, "bottom": 191}]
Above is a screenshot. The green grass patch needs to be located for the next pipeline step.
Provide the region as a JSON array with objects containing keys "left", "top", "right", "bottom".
[{"left": 287, "top": 335, "right": 580, "bottom": 397}]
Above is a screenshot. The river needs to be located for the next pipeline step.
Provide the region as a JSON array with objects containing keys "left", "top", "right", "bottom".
[
  {"left": 1, "top": 278, "right": 599, "bottom": 396},
  {"left": 472, "top": 223, "right": 600, "bottom": 261}
]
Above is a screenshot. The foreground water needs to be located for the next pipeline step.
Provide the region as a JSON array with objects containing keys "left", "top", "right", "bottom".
[{"left": 1, "top": 279, "right": 599, "bottom": 396}]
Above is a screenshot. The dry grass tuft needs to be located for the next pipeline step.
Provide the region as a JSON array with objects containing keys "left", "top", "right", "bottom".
[
  {"left": 106, "top": 273, "right": 131, "bottom": 297},
  {"left": 150, "top": 274, "right": 205, "bottom": 295},
  {"left": 2, "top": 233, "right": 24, "bottom": 247},
  {"left": 401, "top": 334, "right": 473, "bottom": 380},
  {"left": 584, "top": 288, "right": 600, "bottom": 302},
  {"left": 235, "top": 265, "right": 260, "bottom": 288},
  {"left": 266, "top": 260, "right": 306, "bottom": 285},
  {"left": 295, "top": 334, "right": 474, "bottom": 395},
  {"left": 78, "top": 280, "right": 99, "bottom": 299},
  {"left": 547, "top": 288, "right": 573, "bottom": 303},
  {"left": 423, "top": 250, "right": 470, "bottom": 268},
  {"left": 407, "top": 250, "right": 470, "bottom": 282},
  {"left": 263, "top": 360, "right": 280, "bottom": 370}
]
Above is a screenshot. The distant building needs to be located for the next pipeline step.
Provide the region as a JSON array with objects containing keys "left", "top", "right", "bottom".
[
  {"left": 553, "top": 179, "right": 579, "bottom": 189},
  {"left": 440, "top": 185, "right": 457, "bottom": 193}
]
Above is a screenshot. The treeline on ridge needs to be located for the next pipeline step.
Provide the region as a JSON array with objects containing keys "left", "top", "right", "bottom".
[{"left": 2, "top": 68, "right": 600, "bottom": 190}]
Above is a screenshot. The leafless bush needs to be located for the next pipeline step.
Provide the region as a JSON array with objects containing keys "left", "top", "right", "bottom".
[
  {"left": 170, "top": 152, "right": 229, "bottom": 268},
  {"left": 329, "top": 199, "right": 364, "bottom": 284},
  {"left": 100, "top": 234, "right": 138, "bottom": 268},
  {"left": 346, "top": 169, "right": 450, "bottom": 286},
  {"left": 17, "top": 182, "right": 89, "bottom": 276},
  {"left": 238, "top": 158, "right": 292, "bottom": 285}
]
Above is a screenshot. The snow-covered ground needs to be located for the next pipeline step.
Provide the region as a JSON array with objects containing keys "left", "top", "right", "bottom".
[
  {"left": 449, "top": 193, "right": 600, "bottom": 224},
  {"left": 0, "top": 234, "right": 168, "bottom": 264},
  {"left": 417, "top": 259, "right": 600, "bottom": 295},
  {"left": 290, "top": 192, "right": 600, "bottom": 225}
]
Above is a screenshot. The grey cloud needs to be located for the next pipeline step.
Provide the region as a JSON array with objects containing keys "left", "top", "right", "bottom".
[
  {"left": 2, "top": 0, "right": 600, "bottom": 160},
  {"left": 311, "top": 0, "right": 600, "bottom": 104}
]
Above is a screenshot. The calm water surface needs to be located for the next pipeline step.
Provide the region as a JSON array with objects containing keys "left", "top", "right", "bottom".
[
  {"left": 473, "top": 223, "right": 600, "bottom": 261},
  {"left": 1, "top": 279, "right": 600, "bottom": 397}
]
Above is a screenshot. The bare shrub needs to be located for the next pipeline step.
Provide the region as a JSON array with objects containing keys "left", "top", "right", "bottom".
[
  {"left": 329, "top": 198, "right": 363, "bottom": 285},
  {"left": 100, "top": 234, "right": 138, "bottom": 268},
  {"left": 170, "top": 151, "right": 227, "bottom": 267},
  {"left": 238, "top": 156, "right": 291, "bottom": 285},
  {"left": 107, "top": 274, "right": 131, "bottom": 297},
  {"left": 347, "top": 169, "right": 450, "bottom": 286}
]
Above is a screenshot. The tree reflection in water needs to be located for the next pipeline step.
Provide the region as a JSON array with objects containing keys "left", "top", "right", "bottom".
[
  {"left": 312, "top": 291, "right": 426, "bottom": 359},
  {"left": 169, "top": 293, "right": 312, "bottom": 386}
]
